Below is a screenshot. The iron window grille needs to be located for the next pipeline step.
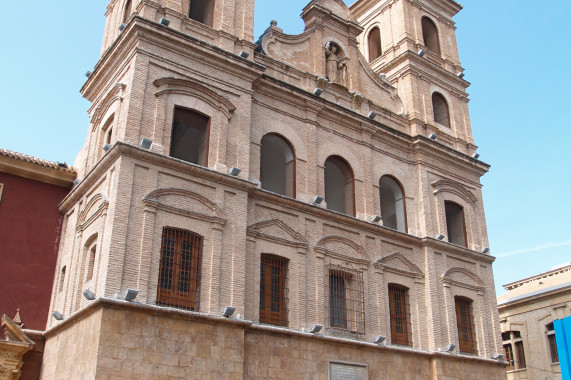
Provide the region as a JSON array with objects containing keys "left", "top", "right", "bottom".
[
  {"left": 325, "top": 263, "right": 365, "bottom": 334},
  {"left": 156, "top": 227, "right": 202, "bottom": 311},
  {"left": 454, "top": 296, "right": 477, "bottom": 354}
]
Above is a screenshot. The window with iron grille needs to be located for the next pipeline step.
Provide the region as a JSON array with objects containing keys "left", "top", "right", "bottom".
[
  {"left": 546, "top": 322, "right": 559, "bottom": 363},
  {"left": 388, "top": 284, "right": 412, "bottom": 346},
  {"left": 454, "top": 296, "right": 477, "bottom": 354},
  {"left": 326, "top": 264, "right": 365, "bottom": 334},
  {"left": 156, "top": 227, "right": 202, "bottom": 311},
  {"left": 259, "top": 254, "right": 288, "bottom": 326},
  {"left": 502, "top": 331, "right": 526, "bottom": 370}
]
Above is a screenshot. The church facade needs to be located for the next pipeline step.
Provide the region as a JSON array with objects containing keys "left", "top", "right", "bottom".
[{"left": 41, "top": 0, "right": 506, "bottom": 378}]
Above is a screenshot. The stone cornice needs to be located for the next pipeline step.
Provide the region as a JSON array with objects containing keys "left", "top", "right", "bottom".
[
  {"left": 82, "top": 17, "right": 265, "bottom": 100},
  {"left": 381, "top": 50, "right": 469, "bottom": 92},
  {"left": 0, "top": 149, "right": 76, "bottom": 188},
  {"left": 59, "top": 142, "right": 257, "bottom": 212}
]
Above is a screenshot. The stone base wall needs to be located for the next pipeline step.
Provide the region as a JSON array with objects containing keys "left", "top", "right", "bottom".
[{"left": 40, "top": 300, "right": 506, "bottom": 380}]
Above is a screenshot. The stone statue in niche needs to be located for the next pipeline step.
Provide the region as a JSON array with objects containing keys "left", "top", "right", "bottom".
[{"left": 324, "top": 42, "right": 348, "bottom": 87}]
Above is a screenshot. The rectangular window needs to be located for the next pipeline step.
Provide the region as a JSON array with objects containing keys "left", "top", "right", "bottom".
[
  {"left": 326, "top": 264, "right": 364, "bottom": 334},
  {"left": 189, "top": 0, "right": 214, "bottom": 27},
  {"left": 515, "top": 341, "right": 526, "bottom": 369},
  {"left": 445, "top": 201, "right": 467, "bottom": 247},
  {"left": 503, "top": 344, "right": 514, "bottom": 371},
  {"left": 259, "top": 254, "right": 288, "bottom": 326},
  {"left": 548, "top": 333, "right": 559, "bottom": 363},
  {"left": 455, "top": 296, "right": 477, "bottom": 354},
  {"left": 388, "top": 284, "right": 411, "bottom": 346},
  {"left": 0, "top": 183, "right": 4, "bottom": 202},
  {"left": 156, "top": 227, "right": 202, "bottom": 311},
  {"left": 502, "top": 331, "right": 526, "bottom": 370},
  {"left": 170, "top": 107, "right": 209, "bottom": 166}
]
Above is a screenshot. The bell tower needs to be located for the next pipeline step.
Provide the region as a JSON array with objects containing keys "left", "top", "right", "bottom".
[
  {"left": 101, "top": 0, "right": 255, "bottom": 54},
  {"left": 351, "top": 0, "right": 475, "bottom": 155}
]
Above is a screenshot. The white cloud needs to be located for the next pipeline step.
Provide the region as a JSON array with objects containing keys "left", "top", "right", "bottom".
[{"left": 496, "top": 240, "right": 571, "bottom": 258}]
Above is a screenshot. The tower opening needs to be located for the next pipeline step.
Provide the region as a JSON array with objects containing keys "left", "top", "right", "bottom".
[{"left": 189, "top": 0, "right": 215, "bottom": 27}]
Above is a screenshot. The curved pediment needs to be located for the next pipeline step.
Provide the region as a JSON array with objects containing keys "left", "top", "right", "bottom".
[
  {"left": 375, "top": 253, "right": 424, "bottom": 278},
  {"left": 247, "top": 219, "right": 308, "bottom": 248},
  {"left": 442, "top": 267, "right": 485, "bottom": 290},
  {"left": 315, "top": 235, "right": 369, "bottom": 261},
  {"left": 91, "top": 82, "right": 126, "bottom": 126},
  {"left": 143, "top": 188, "right": 225, "bottom": 224},
  {"left": 153, "top": 77, "right": 236, "bottom": 119},
  {"left": 356, "top": 54, "right": 404, "bottom": 115},
  {"left": 432, "top": 179, "right": 478, "bottom": 204},
  {"left": 78, "top": 193, "right": 108, "bottom": 229},
  {"left": 304, "top": 0, "right": 357, "bottom": 24}
]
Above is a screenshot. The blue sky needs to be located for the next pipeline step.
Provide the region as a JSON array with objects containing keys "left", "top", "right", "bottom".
[{"left": 1, "top": 0, "right": 570, "bottom": 295}]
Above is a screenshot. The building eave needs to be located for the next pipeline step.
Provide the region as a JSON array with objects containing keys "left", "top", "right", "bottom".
[{"left": 0, "top": 149, "right": 76, "bottom": 188}]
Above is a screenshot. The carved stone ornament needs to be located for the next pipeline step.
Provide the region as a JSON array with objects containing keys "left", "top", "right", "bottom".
[{"left": 0, "top": 315, "right": 34, "bottom": 380}]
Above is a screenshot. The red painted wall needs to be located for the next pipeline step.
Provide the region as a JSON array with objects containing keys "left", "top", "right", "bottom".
[{"left": 0, "top": 172, "right": 69, "bottom": 331}]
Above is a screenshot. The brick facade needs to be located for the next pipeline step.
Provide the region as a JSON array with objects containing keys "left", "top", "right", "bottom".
[{"left": 43, "top": 0, "right": 505, "bottom": 378}]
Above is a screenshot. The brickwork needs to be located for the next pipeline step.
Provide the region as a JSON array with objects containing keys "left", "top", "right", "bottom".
[{"left": 43, "top": 0, "right": 503, "bottom": 378}]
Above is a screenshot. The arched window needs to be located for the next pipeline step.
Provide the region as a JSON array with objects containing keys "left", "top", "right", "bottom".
[
  {"left": 421, "top": 17, "right": 441, "bottom": 55},
  {"left": 432, "top": 92, "right": 450, "bottom": 128},
  {"left": 189, "top": 0, "right": 215, "bottom": 27},
  {"left": 170, "top": 107, "right": 210, "bottom": 166},
  {"left": 445, "top": 201, "right": 467, "bottom": 247},
  {"left": 58, "top": 266, "right": 66, "bottom": 293},
  {"left": 100, "top": 115, "right": 115, "bottom": 153},
  {"left": 157, "top": 227, "right": 202, "bottom": 311},
  {"left": 86, "top": 245, "right": 96, "bottom": 282},
  {"left": 324, "top": 156, "right": 355, "bottom": 216},
  {"left": 388, "top": 284, "right": 411, "bottom": 346},
  {"left": 260, "top": 134, "right": 295, "bottom": 197},
  {"left": 368, "top": 27, "right": 382, "bottom": 62},
  {"left": 455, "top": 296, "right": 477, "bottom": 354},
  {"left": 123, "top": 0, "right": 133, "bottom": 23},
  {"left": 379, "top": 176, "right": 407, "bottom": 232}
]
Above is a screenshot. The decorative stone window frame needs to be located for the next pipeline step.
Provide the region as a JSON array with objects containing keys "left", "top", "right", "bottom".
[
  {"left": 374, "top": 252, "right": 424, "bottom": 347},
  {"left": 152, "top": 77, "right": 235, "bottom": 173},
  {"left": 441, "top": 267, "right": 486, "bottom": 356},
  {"left": 141, "top": 187, "right": 226, "bottom": 312},
  {"left": 247, "top": 218, "right": 308, "bottom": 328},
  {"left": 432, "top": 179, "right": 479, "bottom": 249},
  {"left": 315, "top": 235, "right": 369, "bottom": 335}
]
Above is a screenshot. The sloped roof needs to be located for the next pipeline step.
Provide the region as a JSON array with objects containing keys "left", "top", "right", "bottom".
[{"left": 0, "top": 148, "right": 76, "bottom": 187}]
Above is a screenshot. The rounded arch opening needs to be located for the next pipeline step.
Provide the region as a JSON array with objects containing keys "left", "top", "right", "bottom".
[
  {"left": 379, "top": 175, "right": 407, "bottom": 232},
  {"left": 421, "top": 17, "right": 441, "bottom": 55},
  {"left": 324, "top": 156, "right": 355, "bottom": 216},
  {"left": 122, "top": 0, "right": 133, "bottom": 23},
  {"left": 260, "top": 133, "right": 296, "bottom": 197},
  {"left": 432, "top": 92, "right": 450, "bottom": 128},
  {"left": 368, "top": 27, "right": 382, "bottom": 62}
]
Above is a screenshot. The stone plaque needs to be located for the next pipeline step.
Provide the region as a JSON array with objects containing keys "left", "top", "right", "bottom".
[{"left": 330, "top": 362, "right": 367, "bottom": 380}]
